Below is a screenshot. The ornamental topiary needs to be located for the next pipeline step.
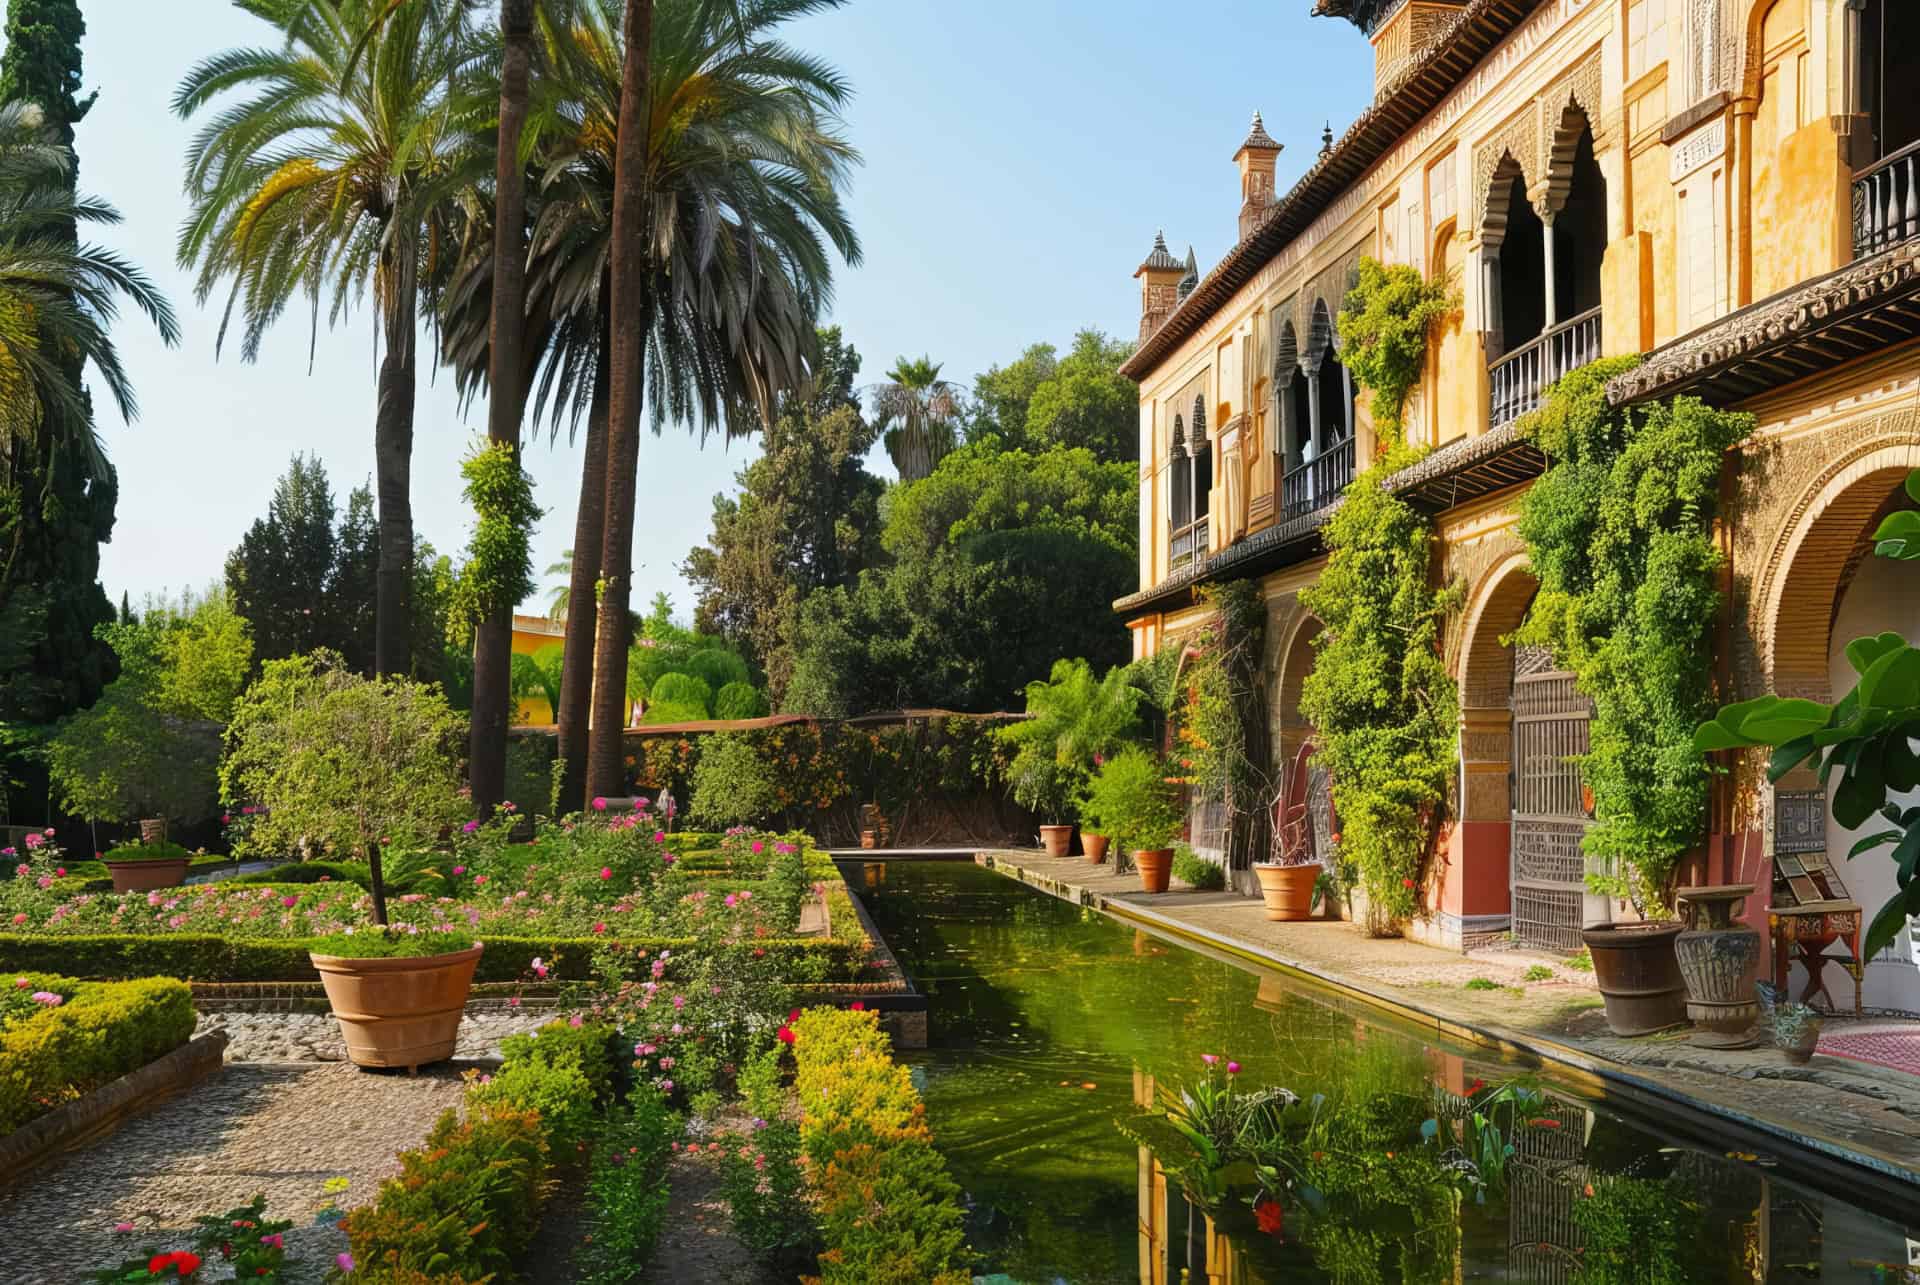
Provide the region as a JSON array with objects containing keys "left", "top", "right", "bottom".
[
  {"left": 714, "top": 680, "right": 770, "bottom": 720},
  {"left": 1516, "top": 358, "right": 1752, "bottom": 915},
  {"left": 649, "top": 671, "right": 713, "bottom": 719}
]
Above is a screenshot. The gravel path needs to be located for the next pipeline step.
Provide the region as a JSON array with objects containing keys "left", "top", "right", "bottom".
[
  {"left": 195, "top": 1008, "right": 557, "bottom": 1063},
  {"left": 4, "top": 1060, "right": 474, "bottom": 1285}
]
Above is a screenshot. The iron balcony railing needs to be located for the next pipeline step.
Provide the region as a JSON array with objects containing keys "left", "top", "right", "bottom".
[
  {"left": 1169, "top": 516, "right": 1209, "bottom": 575},
  {"left": 1488, "top": 306, "right": 1603, "bottom": 429},
  {"left": 1281, "top": 435, "right": 1357, "bottom": 519},
  {"left": 1854, "top": 138, "right": 1920, "bottom": 259}
]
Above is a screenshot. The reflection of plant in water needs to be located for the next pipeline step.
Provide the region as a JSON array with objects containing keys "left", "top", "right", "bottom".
[{"left": 1570, "top": 1173, "right": 1710, "bottom": 1284}]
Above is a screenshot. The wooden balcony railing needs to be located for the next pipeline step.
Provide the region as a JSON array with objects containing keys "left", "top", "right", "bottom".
[
  {"left": 1488, "top": 306, "right": 1602, "bottom": 429},
  {"left": 1169, "top": 516, "right": 1208, "bottom": 575},
  {"left": 1281, "top": 436, "right": 1357, "bottom": 519},
  {"left": 1854, "top": 139, "right": 1920, "bottom": 259}
]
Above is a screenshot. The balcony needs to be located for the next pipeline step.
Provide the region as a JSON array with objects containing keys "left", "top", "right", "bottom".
[
  {"left": 1488, "top": 306, "right": 1602, "bottom": 429},
  {"left": 1169, "top": 516, "right": 1209, "bottom": 575},
  {"left": 1281, "top": 436, "right": 1356, "bottom": 519},
  {"left": 1854, "top": 139, "right": 1920, "bottom": 259}
]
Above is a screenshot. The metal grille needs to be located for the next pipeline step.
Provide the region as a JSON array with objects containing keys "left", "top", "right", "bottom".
[
  {"left": 1507, "top": 1102, "right": 1589, "bottom": 1284},
  {"left": 1307, "top": 763, "right": 1338, "bottom": 870},
  {"left": 1511, "top": 648, "right": 1593, "bottom": 954}
]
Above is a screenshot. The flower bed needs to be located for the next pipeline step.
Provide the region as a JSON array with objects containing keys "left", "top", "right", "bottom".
[
  {"left": 0, "top": 972, "right": 195, "bottom": 1135},
  {"left": 788, "top": 1007, "right": 971, "bottom": 1284}
]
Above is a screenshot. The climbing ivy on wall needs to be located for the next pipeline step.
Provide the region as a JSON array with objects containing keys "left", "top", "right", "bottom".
[
  {"left": 1299, "top": 468, "right": 1461, "bottom": 933},
  {"left": 1513, "top": 358, "right": 1753, "bottom": 916},
  {"left": 1174, "top": 579, "right": 1273, "bottom": 873},
  {"left": 1336, "top": 257, "right": 1458, "bottom": 455}
]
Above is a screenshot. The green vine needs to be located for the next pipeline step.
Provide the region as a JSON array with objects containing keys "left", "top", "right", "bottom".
[
  {"left": 1336, "top": 257, "right": 1458, "bottom": 458},
  {"left": 457, "top": 441, "right": 542, "bottom": 624},
  {"left": 1513, "top": 358, "right": 1753, "bottom": 915},
  {"left": 1174, "top": 580, "right": 1272, "bottom": 871},
  {"left": 1299, "top": 467, "right": 1461, "bottom": 932}
]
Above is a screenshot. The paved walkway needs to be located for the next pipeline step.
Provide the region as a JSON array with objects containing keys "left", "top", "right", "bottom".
[
  {"left": 4, "top": 1060, "right": 471, "bottom": 1285},
  {"left": 977, "top": 848, "right": 1920, "bottom": 1187},
  {"left": 194, "top": 1007, "right": 554, "bottom": 1063}
]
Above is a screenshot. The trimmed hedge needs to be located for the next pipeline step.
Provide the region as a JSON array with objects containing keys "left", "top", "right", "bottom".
[
  {"left": 344, "top": 1019, "right": 621, "bottom": 1279},
  {"left": 790, "top": 1008, "right": 970, "bottom": 1284},
  {"left": 0, "top": 973, "right": 196, "bottom": 1134},
  {"left": 0, "top": 932, "right": 871, "bottom": 985}
]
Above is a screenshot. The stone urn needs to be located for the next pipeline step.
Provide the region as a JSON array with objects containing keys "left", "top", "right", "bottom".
[
  {"left": 1581, "top": 921, "right": 1688, "bottom": 1036},
  {"left": 1674, "top": 884, "right": 1763, "bottom": 1049}
]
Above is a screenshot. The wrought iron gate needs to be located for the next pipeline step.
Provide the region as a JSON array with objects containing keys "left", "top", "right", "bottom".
[
  {"left": 1510, "top": 645, "right": 1593, "bottom": 953},
  {"left": 1307, "top": 763, "right": 1337, "bottom": 871}
]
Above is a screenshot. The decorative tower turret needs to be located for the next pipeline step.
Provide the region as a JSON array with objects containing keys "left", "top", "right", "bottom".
[
  {"left": 1234, "top": 112, "right": 1284, "bottom": 241},
  {"left": 1135, "top": 231, "right": 1184, "bottom": 343}
]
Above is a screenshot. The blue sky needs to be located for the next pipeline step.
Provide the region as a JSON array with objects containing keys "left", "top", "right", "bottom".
[{"left": 62, "top": 0, "right": 1371, "bottom": 618}]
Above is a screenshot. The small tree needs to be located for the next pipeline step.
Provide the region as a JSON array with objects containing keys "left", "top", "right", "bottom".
[
  {"left": 220, "top": 651, "right": 465, "bottom": 924},
  {"left": 690, "top": 734, "right": 779, "bottom": 829},
  {"left": 998, "top": 657, "right": 1143, "bottom": 824}
]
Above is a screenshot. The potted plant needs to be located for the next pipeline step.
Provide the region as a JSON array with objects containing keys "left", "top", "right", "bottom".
[
  {"left": 999, "top": 658, "right": 1145, "bottom": 859},
  {"left": 1252, "top": 854, "right": 1320, "bottom": 923},
  {"left": 220, "top": 652, "right": 473, "bottom": 1070},
  {"left": 1084, "top": 747, "right": 1183, "bottom": 892},
  {"left": 1771, "top": 1001, "right": 1822, "bottom": 1064},
  {"left": 101, "top": 839, "right": 194, "bottom": 893}
]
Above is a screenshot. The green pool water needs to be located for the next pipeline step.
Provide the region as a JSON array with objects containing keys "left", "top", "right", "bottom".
[{"left": 849, "top": 858, "right": 1919, "bottom": 1285}]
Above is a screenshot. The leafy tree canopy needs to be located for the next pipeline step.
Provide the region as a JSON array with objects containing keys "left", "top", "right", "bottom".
[{"left": 969, "top": 329, "right": 1137, "bottom": 463}]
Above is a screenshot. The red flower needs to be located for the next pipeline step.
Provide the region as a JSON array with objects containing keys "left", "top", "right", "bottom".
[
  {"left": 849, "top": 1001, "right": 864, "bottom": 1011},
  {"left": 1466, "top": 1078, "right": 1485, "bottom": 1095},
  {"left": 148, "top": 1252, "right": 202, "bottom": 1278},
  {"left": 1401, "top": 878, "right": 1414, "bottom": 889},
  {"left": 1254, "top": 1197, "right": 1285, "bottom": 1236},
  {"left": 788, "top": 1009, "right": 801, "bottom": 1022},
  {"left": 1527, "top": 1117, "right": 1562, "bottom": 1129},
  {"left": 776, "top": 1025, "right": 795, "bottom": 1045}
]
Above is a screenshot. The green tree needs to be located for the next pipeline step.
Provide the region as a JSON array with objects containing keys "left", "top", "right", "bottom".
[
  {"left": 998, "top": 658, "right": 1143, "bottom": 823},
  {"left": 0, "top": 0, "right": 181, "bottom": 753},
  {"left": 224, "top": 455, "right": 340, "bottom": 666},
  {"left": 176, "top": 0, "right": 474, "bottom": 678},
  {"left": 1022, "top": 329, "right": 1138, "bottom": 462},
  {"left": 872, "top": 354, "right": 960, "bottom": 483},
  {"left": 713, "top": 680, "right": 768, "bottom": 720},
  {"left": 510, "top": 642, "right": 564, "bottom": 721},
  {"left": 583, "top": 0, "right": 862, "bottom": 799},
  {"left": 967, "top": 342, "right": 1055, "bottom": 449},
  {"left": 683, "top": 326, "right": 881, "bottom": 699},
  {"left": 221, "top": 650, "right": 466, "bottom": 924}
]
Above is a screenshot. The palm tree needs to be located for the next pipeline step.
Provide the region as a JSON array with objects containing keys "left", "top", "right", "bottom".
[
  {"left": 543, "top": 549, "right": 573, "bottom": 619},
  {"left": 175, "top": 0, "right": 474, "bottom": 677},
  {"left": 0, "top": 102, "right": 180, "bottom": 591},
  {"left": 873, "top": 354, "right": 959, "bottom": 483}
]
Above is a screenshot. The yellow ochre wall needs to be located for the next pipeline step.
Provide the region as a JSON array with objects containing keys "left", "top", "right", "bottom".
[{"left": 510, "top": 615, "right": 564, "bottom": 726}]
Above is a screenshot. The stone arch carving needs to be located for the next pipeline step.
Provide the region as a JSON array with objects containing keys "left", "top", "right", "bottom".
[
  {"left": 1274, "top": 317, "right": 1299, "bottom": 375},
  {"left": 1541, "top": 102, "right": 1596, "bottom": 220},
  {"left": 1306, "top": 298, "right": 1337, "bottom": 370},
  {"left": 1760, "top": 440, "right": 1920, "bottom": 700},
  {"left": 1735, "top": 0, "right": 1776, "bottom": 103},
  {"left": 1457, "top": 552, "right": 1539, "bottom": 836},
  {"left": 1169, "top": 413, "right": 1186, "bottom": 457},
  {"left": 1479, "top": 151, "right": 1529, "bottom": 249},
  {"left": 1474, "top": 117, "right": 1538, "bottom": 233}
]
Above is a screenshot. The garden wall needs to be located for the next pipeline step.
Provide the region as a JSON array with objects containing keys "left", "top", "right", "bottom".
[{"left": 510, "top": 711, "right": 1039, "bottom": 848}]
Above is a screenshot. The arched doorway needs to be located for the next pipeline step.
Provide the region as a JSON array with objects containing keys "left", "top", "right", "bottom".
[
  {"left": 1272, "top": 613, "right": 1333, "bottom": 871},
  {"left": 1763, "top": 447, "right": 1920, "bottom": 1010}
]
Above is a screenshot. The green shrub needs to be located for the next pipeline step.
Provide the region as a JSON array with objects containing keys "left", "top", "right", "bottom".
[
  {"left": 0, "top": 975, "right": 196, "bottom": 1134},
  {"left": 496, "top": 1019, "right": 621, "bottom": 1107},
  {"left": 649, "top": 672, "right": 713, "bottom": 718},
  {"left": 682, "top": 648, "right": 751, "bottom": 696},
  {"left": 1171, "top": 844, "right": 1224, "bottom": 891},
  {"left": 1570, "top": 1174, "right": 1712, "bottom": 1284},
  {"left": 469, "top": 1056, "right": 597, "bottom": 1160},
  {"left": 577, "top": 1091, "right": 680, "bottom": 1284},
  {"left": 690, "top": 734, "right": 781, "bottom": 829},
  {"left": 713, "top": 680, "right": 770, "bottom": 721},
  {"left": 1080, "top": 747, "right": 1182, "bottom": 853},
  {"left": 722, "top": 1118, "right": 817, "bottom": 1272},
  {"left": 229, "top": 860, "right": 369, "bottom": 887},
  {"left": 304, "top": 928, "right": 476, "bottom": 960},
  {"left": 1522, "top": 964, "right": 1555, "bottom": 982},
  {"left": 639, "top": 700, "right": 709, "bottom": 726},
  {"left": 738, "top": 1042, "right": 785, "bottom": 1122},
  {"left": 789, "top": 1008, "right": 970, "bottom": 1284},
  {"left": 100, "top": 841, "right": 193, "bottom": 863},
  {"left": 342, "top": 1104, "right": 547, "bottom": 1279}
]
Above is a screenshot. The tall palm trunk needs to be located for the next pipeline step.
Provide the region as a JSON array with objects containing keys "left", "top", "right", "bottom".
[
  {"left": 469, "top": 0, "right": 536, "bottom": 816},
  {"left": 557, "top": 295, "right": 611, "bottom": 813},
  {"left": 586, "top": 0, "right": 654, "bottom": 800},
  {"left": 374, "top": 233, "right": 419, "bottom": 678}
]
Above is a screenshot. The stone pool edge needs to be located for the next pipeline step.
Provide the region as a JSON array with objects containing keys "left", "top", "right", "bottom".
[{"left": 971, "top": 848, "right": 1920, "bottom": 1202}]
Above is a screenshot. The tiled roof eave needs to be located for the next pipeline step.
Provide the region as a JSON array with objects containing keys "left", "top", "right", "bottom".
[{"left": 1117, "top": 0, "right": 1545, "bottom": 383}]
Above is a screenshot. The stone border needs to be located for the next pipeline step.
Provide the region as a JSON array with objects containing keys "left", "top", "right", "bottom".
[
  {"left": 0, "top": 1031, "right": 229, "bottom": 1188},
  {"left": 973, "top": 850, "right": 1920, "bottom": 1208}
]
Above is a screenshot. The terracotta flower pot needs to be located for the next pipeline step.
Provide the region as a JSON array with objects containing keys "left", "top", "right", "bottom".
[
  {"left": 1134, "top": 848, "right": 1173, "bottom": 893},
  {"left": 309, "top": 943, "right": 484, "bottom": 1071},
  {"left": 1582, "top": 922, "right": 1688, "bottom": 1036},
  {"left": 1253, "top": 863, "right": 1320, "bottom": 922},
  {"left": 1082, "top": 833, "right": 1111, "bottom": 864},
  {"left": 1039, "top": 825, "right": 1073, "bottom": 858},
  {"left": 106, "top": 858, "right": 191, "bottom": 894}
]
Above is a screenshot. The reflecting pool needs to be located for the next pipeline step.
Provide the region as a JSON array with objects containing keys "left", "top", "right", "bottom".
[{"left": 849, "top": 859, "right": 1920, "bottom": 1284}]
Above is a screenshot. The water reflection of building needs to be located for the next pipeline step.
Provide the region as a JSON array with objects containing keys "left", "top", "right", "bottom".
[{"left": 1506, "top": 1099, "right": 1590, "bottom": 1284}]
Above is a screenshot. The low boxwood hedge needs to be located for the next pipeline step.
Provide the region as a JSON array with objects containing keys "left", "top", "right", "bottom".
[
  {"left": 0, "top": 973, "right": 196, "bottom": 1135},
  {"left": 0, "top": 932, "right": 871, "bottom": 985}
]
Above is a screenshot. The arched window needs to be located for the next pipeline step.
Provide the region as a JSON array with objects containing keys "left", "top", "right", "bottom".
[
  {"left": 1484, "top": 156, "right": 1545, "bottom": 357},
  {"left": 1191, "top": 397, "right": 1211, "bottom": 524},
  {"left": 1169, "top": 415, "right": 1191, "bottom": 532},
  {"left": 1549, "top": 108, "right": 1606, "bottom": 321}
]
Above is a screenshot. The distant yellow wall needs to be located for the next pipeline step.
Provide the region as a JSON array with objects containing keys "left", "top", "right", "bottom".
[{"left": 511, "top": 615, "right": 565, "bottom": 726}]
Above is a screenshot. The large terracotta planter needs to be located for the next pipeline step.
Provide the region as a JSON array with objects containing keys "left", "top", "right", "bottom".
[
  {"left": 1134, "top": 848, "right": 1173, "bottom": 893},
  {"left": 1253, "top": 863, "right": 1320, "bottom": 921},
  {"left": 106, "top": 858, "right": 191, "bottom": 894},
  {"left": 1039, "top": 825, "right": 1073, "bottom": 858},
  {"left": 1082, "top": 833, "right": 1111, "bottom": 864},
  {"left": 1674, "top": 885, "right": 1762, "bottom": 1049},
  {"left": 1582, "top": 922, "right": 1688, "bottom": 1036},
  {"left": 309, "top": 943, "right": 483, "bottom": 1071}
]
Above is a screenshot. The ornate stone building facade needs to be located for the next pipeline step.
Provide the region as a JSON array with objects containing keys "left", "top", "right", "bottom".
[{"left": 1121, "top": 0, "right": 1920, "bottom": 1003}]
